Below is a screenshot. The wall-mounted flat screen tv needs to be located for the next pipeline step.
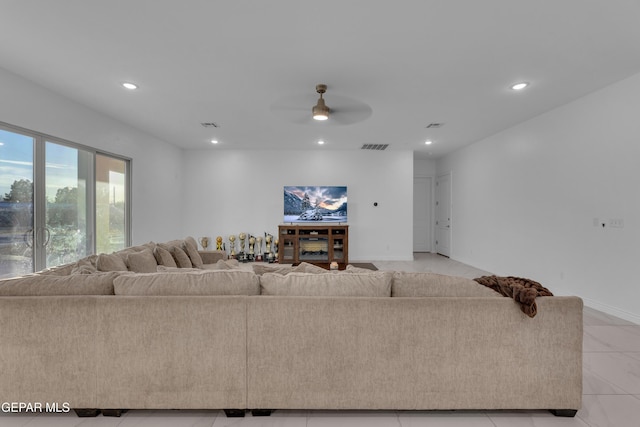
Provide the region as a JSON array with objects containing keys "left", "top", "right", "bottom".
[{"left": 283, "top": 186, "right": 347, "bottom": 223}]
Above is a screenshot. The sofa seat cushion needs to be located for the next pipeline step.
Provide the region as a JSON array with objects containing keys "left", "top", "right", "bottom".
[
  {"left": 392, "top": 272, "right": 501, "bottom": 298},
  {"left": 113, "top": 270, "right": 260, "bottom": 296},
  {"left": 260, "top": 271, "right": 393, "bottom": 297},
  {"left": 0, "top": 272, "right": 119, "bottom": 295}
]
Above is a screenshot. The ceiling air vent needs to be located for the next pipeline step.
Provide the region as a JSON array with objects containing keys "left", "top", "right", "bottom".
[
  {"left": 425, "top": 123, "right": 444, "bottom": 128},
  {"left": 361, "top": 144, "right": 389, "bottom": 151},
  {"left": 200, "top": 122, "right": 219, "bottom": 128}
]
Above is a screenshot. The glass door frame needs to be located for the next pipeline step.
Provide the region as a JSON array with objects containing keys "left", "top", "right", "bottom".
[{"left": 0, "top": 121, "right": 131, "bottom": 274}]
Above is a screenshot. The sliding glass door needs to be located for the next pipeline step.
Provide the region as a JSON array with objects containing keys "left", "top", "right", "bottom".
[
  {"left": 0, "top": 129, "right": 35, "bottom": 277},
  {"left": 96, "top": 153, "right": 128, "bottom": 254},
  {"left": 44, "top": 141, "right": 92, "bottom": 267},
  {"left": 0, "top": 123, "right": 130, "bottom": 278}
]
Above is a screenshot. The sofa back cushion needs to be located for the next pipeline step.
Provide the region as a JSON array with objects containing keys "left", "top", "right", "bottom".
[
  {"left": 113, "top": 270, "right": 260, "bottom": 296},
  {"left": 260, "top": 271, "right": 392, "bottom": 297},
  {"left": 0, "top": 272, "right": 119, "bottom": 296},
  {"left": 391, "top": 272, "right": 501, "bottom": 297}
]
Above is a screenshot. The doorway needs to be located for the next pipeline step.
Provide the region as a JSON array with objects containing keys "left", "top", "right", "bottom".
[
  {"left": 413, "top": 176, "right": 432, "bottom": 252},
  {"left": 435, "top": 172, "right": 451, "bottom": 257}
]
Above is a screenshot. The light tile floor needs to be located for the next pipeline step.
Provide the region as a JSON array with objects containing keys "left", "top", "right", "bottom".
[{"left": 2, "top": 253, "right": 638, "bottom": 427}]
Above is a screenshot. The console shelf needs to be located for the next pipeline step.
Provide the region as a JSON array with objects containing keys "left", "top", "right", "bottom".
[{"left": 278, "top": 224, "right": 348, "bottom": 269}]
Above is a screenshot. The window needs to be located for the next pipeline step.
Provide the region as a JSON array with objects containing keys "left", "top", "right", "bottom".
[
  {"left": 0, "top": 122, "right": 131, "bottom": 278},
  {"left": 95, "top": 154, "right": 128, "bottom": 254}
]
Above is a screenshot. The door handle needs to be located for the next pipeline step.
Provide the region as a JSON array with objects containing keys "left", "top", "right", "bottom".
[
  {"left": 23, "top": 229, "right": 34, "bottom": 248},
  {"left": 43, "top": 228, "right": 51, "bottom": 247},
  {"left": 33, "top": 227, "right": 51, "bottom": 247}
]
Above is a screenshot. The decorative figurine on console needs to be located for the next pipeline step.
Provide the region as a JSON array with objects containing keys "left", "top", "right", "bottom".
[
  {"left": 216, "top": 236, "right": 223, "bottom": 251},
  {"left": 255, "top": 236, "right": 263, "bottom": 261},
  {"left": 228, "top": 235, "right": 236, "bottom": 259},
  {"left": 199, "top": 237, "right": 209, "bottom": 250},
  {"left": 248, "top": 235, "right": 255, "bottom": 261}
]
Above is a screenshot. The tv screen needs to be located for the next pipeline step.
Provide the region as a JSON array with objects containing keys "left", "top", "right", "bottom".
[{"left": 284, "top": 186, "right": 347, "bottom": 223}]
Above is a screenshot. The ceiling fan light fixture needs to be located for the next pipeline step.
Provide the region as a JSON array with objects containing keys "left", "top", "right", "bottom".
[
  {"left": 312, "top": 101, "right": 329, "bottom": 121},
  {"left": 312, "top": 84, "right": 330, "bottom": 121}
]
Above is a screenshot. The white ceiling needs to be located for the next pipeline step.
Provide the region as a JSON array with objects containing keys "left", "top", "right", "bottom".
[{"left": 2, "top": 0, "right": 640, "bottom": 159}]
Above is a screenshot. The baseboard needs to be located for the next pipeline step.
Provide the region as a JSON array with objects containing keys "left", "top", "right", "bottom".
[
  {"left": 582, "top": 297, "right": 640, "bottom": 325},
  {"left": 350, "top": 256, "right": 414, "bottom": 262}
]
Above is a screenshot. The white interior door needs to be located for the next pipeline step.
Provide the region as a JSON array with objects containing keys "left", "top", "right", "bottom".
[
  {"left": 413, "top": 176, "right": 432, "bottom": 252},
  {"left": 435, "top": 172, "right": 451, "bottom": 257}
]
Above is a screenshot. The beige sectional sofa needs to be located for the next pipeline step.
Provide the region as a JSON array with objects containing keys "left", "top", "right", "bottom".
[{"left": 0, "top": 240, "right": 583, "bottom": 418}]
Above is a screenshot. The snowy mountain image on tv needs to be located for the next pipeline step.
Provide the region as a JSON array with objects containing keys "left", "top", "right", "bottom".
[{"left": 283, "top": 186, "right": 347, "bottom": 223}]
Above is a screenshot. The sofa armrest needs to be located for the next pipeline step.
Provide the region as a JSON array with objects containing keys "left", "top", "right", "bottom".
[{"left": 199, "top": 250, "right": 227, "bottom": 264}]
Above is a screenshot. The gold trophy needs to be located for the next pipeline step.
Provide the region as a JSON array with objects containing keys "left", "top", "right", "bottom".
[
  {"left": 265, "top": 233, "right": 274, "bottom": 263},
  {"left": 255, "top": 236, "right": 263, "bottom": 261},
  {"left": 238, "top": 232, "right": 247, "bottom": 262},
  {"left": 216, "top": 236, "right": 223, "bottom": 251},
  {"left": 248, "top": 235, "right": 255, "bottom": 261}
]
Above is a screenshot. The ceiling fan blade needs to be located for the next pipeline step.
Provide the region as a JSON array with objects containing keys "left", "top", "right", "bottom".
[{"left": 270, "top": 91, "right": 372, "bottom": 126}]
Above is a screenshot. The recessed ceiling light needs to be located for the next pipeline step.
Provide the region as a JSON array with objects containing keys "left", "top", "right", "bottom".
[
  {"left": 122, "top": 82, "right": 138, "bottom": 90},
  {"left": 210, "top": 139, "right": 219, "bottom": 144},
  {"left": 318, "top": 140, "right": 325, "bottom": 145},
  {"left": 425, "top": 140, "right": 433, "bottom": 145},
  {"left": 511, "top": 82, "right": 529, "bottom": 91}
]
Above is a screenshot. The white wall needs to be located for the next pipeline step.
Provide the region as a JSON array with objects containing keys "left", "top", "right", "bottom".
[
  {"left": 437, "top": 72, "right": 640, "bottom": 323},
  {"left": 0, "top": 67, "right": 184, "bottom": 244},
  {"left": 182, "top": 149, "right": 414, "bottom": 261},
  {"left": 414, "top": 157, "right": 437, "bottom": 178}
]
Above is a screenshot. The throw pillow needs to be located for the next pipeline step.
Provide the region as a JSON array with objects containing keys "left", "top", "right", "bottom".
[
  {"left": 292, "top": 262, "right": 328, "bottom": 274},
  {"left": 182, "top": 240, "right": 204, "bottom": 268},
  {"left": 126, "top": 249, "right": 158, "bottom": 273},
  {"left": 71, "top": 255, "right": 98, "bottom": 275},
  {"left": 153, "top": 245, "right": 177, "bottom": 267},
  {"left": 170, "top": 245, "right": 193, "bottom": 268},
  {"left": 184, "top": 236, "right": 199, "bottom": 250},
  {"left": 96, "top": 253, "right": 128, "bottom": 272},
  {"left": 207, "top": 259, "right": 240, "bottom": 270}
]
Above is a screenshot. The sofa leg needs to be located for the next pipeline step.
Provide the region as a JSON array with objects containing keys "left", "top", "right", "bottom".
[
  {"left": 251, "top": 409, "right": 273, "bottom": 416},
  {"left": 550, "top": 409, "right": 578, "bottom": 417},
  {"left": 223, "top": 409, "right": 246, "bottom": 417},
  {"left": 102, "top": 409, "right": 127, "bottom": 417},
  {"left": 73, "top": 408, "right": 100, "bottom": 417}
]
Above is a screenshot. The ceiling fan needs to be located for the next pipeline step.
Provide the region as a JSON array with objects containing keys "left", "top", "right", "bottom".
[{"left": 270, "top": 84, "right": 372, "bottom": 126}]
